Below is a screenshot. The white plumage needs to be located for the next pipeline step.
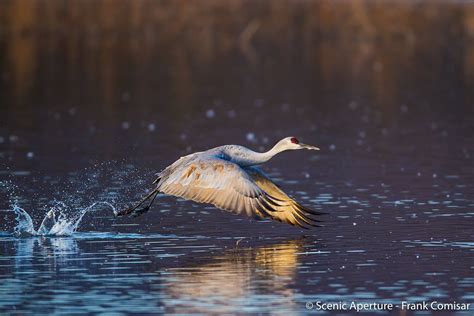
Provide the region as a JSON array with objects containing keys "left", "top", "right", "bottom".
[{"left": 117, "top": 137, "right": 323, "bottom": 228}]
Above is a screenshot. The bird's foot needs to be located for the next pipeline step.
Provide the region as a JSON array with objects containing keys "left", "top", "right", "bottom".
[
  {"left": 115, "top": 208, "right": 132, "bottom": 217},
  {"left": 130, "top": 206, "right": 150, "bottom": 218},
  {"left": 115, "top": 205, "right": 151, "bottom": 218}
]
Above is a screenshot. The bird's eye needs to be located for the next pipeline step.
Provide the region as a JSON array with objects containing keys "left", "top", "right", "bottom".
[{"left": 290, "top": 137, "right": 299, "bottom": 144}]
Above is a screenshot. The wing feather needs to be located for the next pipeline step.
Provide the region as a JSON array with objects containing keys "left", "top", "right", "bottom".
[{"left": 156, "top": 156, "right": 322, "bottom": 228}]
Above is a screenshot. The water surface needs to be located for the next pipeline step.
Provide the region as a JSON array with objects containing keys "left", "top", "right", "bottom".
[{"left": 1, "top": 1, "right": 473, "bottom": 314}]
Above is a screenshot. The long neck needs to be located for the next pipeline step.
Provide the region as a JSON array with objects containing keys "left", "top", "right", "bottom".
[
  {"left": 238, "top": 143, "right": 287, "bottom": 166},
  {"left": 256, "top": 145, "right": 284, "bottom": 163}
]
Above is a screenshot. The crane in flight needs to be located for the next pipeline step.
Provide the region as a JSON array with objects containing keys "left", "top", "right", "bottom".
[{"left": 116, "top": 137, "right": 324, "bottom": 228}]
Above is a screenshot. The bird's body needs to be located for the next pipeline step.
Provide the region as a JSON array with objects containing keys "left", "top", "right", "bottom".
[{"left": 117, "top": 137, "right": 323, "bottom": 228}]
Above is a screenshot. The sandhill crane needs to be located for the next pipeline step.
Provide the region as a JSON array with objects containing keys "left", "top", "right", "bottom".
[{"left": 117, "top": 137, "right": 323, "bottom": 228}]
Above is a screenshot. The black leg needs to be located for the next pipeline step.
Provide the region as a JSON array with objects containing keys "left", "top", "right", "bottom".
[
  {"left": 116, "top": 189, "right": 159, "bottom": 217},
  {"left": 130, "top": 190, "right": 159, "bottom": 217}
]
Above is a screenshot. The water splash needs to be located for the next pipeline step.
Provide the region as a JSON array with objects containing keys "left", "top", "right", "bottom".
[
  {"left": 12, "top": 205, "right": 36, "bottom": 237},
  {"left": 10, "top": 202, "right": 116, "bottom": 237},
  {"left": 37, "top": 210, "right": 57, "bottom": 235},
  {"left": 0, "top": 162, "right": 156, "bottom": 239}
]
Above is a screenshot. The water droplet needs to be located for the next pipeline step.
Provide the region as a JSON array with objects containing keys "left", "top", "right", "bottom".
[
  {"left": 246, "top": 132, "right": 256, "bottom": 143},
  {"left": 121, "top": 122, "right": 130, "bottom": 130},
  {"left": 206, "top": 109, "right": 215, "bottom": 118},
  {"left": 227, "top": 110, "right": 236, "bottom": 118},
  {"left": 329, "top": 144, "right": 336, "bottom": 151},
  {"left": 254, "top": 99, "right": 264, "bottom": 107},
  {"left": 26, "top": 152, "right": 34, "bottom": 159},
  {"left": 147, "top": 123, "right": 156, "bottom": 132},
  {"left": 348, "top": 101, "right": 358, "bottom": 110}
]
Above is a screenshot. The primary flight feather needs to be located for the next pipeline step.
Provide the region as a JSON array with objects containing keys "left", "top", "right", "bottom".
[{"left": 117, "top": 136, "right": 323, "bottom": 228}]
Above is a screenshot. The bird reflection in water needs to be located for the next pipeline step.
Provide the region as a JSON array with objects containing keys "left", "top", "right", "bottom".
[{"left": 162, "top": 238, "right": 308, "bottom": 314}]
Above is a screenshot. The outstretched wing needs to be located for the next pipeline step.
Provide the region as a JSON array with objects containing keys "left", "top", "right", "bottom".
[{"left": 156, "top": 156, "right": 322, "bottom": 228}]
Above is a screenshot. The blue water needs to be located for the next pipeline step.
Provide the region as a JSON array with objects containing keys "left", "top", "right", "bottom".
[{"left": 0, "top": 159, "right": 473, "bottom": 314}]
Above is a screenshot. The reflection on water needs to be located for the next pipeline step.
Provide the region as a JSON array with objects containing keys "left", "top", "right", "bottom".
[
  {"left": 0, "top": 234, "right": 307, "bottom": 314},
  {"left": 13, "top": 237, "right": 79, "bottom": 268},
  {"left": 2, "top": 0, "right": 474, "bottom": 112},
  {"left": 1, "top": 145, "right": 473, "bottom": 315},
  {"left": 0, "top": 237, "right": 79, "bottom": 311},
  {"left": 1, "top": 225, "right": 473, "bottom": 314},
  {"left": 163, "top": 239, "right": 303, "bottom": 314}
]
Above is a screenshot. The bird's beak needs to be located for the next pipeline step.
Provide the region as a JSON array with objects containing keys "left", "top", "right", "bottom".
[{"left": 300, "top": 143, "right": 320, "bottom": 150}]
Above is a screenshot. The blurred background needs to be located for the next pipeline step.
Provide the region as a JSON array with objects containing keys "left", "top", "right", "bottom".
[{"left": 1, "top": 0, "right": 472, "bottom": 172}]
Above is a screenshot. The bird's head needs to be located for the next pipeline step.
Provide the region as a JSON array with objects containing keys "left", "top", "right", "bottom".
[{"left": 276, "top": 137, "right": 320, "bottom": 151}]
